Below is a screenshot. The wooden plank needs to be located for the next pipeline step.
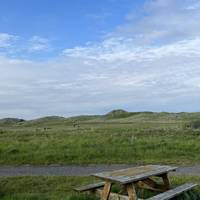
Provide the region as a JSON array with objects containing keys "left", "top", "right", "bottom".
[
  {"left": 93, "top": 165, "right": 177, "bottom": 184},
  {"left": 126, "top": 183, "right": 138, "bottom": 200},
  {"left": 74, "top": 182, "right": 105, "bottom": 192},
  {"left": 161, "top": 173, "right": 170, "bottom": 190},
  {"left": 147, "top": 183, "right": 198, "bottom": 200},
  {"left": 139, "top": 178, "right": 167, "bottom": 192},
  {"left": 92, "top": 189, "right": 141, "bottom": 200},
  {"left": 91, "top": 189, "right": 143, "bottom": 200},
  {"left": 101, "top": 181, "right": 112, "bottom": 200}
]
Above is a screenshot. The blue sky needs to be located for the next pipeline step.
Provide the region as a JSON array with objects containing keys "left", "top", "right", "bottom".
[
  {"left": 0, "top": 0, "right": 144, "bottom": 59},
  {"left": 1, "top": 0, "right": 200, "bottom": 119}
]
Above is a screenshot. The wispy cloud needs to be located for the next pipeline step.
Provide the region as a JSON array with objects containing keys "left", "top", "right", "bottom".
[
  {"left": 0, "top": 34, "right": 51, "bottom": 56},
  {"left": 63, "top": 37, "right": 200, "bottom": 62},
  {"left": 115, "top": 0, "right": 200, "bottom": 44},
  {"left": 1, "top": 0, "right": 200, "bottom": 118},
  {"left": 28, "top": 36, "right": 50, "bottom": 52},
  {"left": 87, "top": 12, "right": 112, "bottom": 23},
  {"left": 185, "top": 1, "right": 200, "bottom": 10},
  {"left": 0, "top": 33, "right": 17, "bottom": 48}
]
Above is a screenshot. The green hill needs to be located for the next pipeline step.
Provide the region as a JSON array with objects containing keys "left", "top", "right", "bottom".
[
  {"left": 2, "top": 110, "right": 200, "bottom": 127},
  {"left": 0, "top": 118, "right": 25, "bottom": 126},
  {"left": 105, "top": 109, "right": 134, "bottom": 119}
]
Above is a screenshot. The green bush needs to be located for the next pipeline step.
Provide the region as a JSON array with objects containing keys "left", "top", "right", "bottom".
[{"left": 187, "top": 120, "right": 200, "bottom": 129}]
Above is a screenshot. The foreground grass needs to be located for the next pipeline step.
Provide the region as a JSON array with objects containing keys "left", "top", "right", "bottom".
[
  {"left": 0, "top": 176, "right": 92, "bottom": 200},
  {"left": 0, "top": 176, "right": 200, "bottom": 200},
  {"left": 0, "top": 121, "right": 200, "bottom": 165}
]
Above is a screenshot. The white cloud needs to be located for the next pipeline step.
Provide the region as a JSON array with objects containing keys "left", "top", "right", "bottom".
[
  {"left": 63, "top": 37, "right": 200, "bottom": 62},
  {"left": 0, "top": 33, "right": 17, "bottom": 48},
  {"left": 115, "top": 0, "right": 200, "bottom": 45},
  {"left": 2, "top": 0, "right": 200, "bottom": 118},
  {"left": 28, "top": 36, "right": 50, "bottom": 52},
  {"left": 86, "top": 12, "right": 112, "bottom": 24},
  {"left": 185, "top": 1, "right": 200, "bottom": 10}
]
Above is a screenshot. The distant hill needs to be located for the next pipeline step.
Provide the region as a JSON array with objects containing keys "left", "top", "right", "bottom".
[
  {"left": 25, "top": 116, "right": 66, "bottom": 126},
  {"left": 105, "top": 109, "right": 133, "bottom": 119},
  {"left": 2, "top": 110, "right": 200, "bottom": 127},
  {"left": 0, "top": 118, "right": 25, "bottom": 125}
]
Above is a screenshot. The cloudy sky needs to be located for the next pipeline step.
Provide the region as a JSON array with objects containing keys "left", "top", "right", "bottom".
[{"left": 1, "top": 0, "right": 200, "bottom": 119}]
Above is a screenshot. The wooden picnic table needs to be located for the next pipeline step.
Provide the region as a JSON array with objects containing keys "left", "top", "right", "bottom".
[
  {"left": 93, "top": 165, "right": 176, "bottom": 200},
  {"left": 75, "top": 165, "right": 197, "bottom": 200}
]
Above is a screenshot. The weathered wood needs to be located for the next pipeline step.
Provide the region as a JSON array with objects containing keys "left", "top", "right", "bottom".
[
  {"left": 161, "top": 173, "right": 170, "bottom": 190},
  {"left": 93, "top": 165, "right": 177, "bottom": 184},
  {"left": 92, "top": 189, "right": 129, "bottom": 200},
  {"left": 138, "top": 178, "right": 167, "bottom": 192},
  {"left": 74, "top": 182, "right": 105, "bottom": 192},
  {"left": 75, "top": 165, "right": 197, "bottom": 200},
  {"left": 101, "top": 181, "right": 112, "bottom": 200},
  {"left": 126, "top": 183, "right": 138, "bottom": 200},
  {"left": 147, "top": 183, "right": 197, "bottom": 200}
]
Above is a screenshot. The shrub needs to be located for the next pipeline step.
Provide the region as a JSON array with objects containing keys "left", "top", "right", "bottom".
[{"left": 186, "top": 120, "right": 200, "bottom": 129}]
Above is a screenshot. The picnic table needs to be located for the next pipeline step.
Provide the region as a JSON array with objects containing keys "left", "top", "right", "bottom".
[{"left": 75, "top": 165, "right": 197, "bottom": 200}]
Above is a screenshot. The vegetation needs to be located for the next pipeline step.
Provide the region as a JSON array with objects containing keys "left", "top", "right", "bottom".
[
  {"left": 1, "top": 111, "right": 200, "bottom": 165},
  {"left": 186, "top": 120, "right": 200, "bottom": 129},
  {"left": 1, "top": 111, "right": 200, "bottom": 199},
  {"left": 0, "top": 176, "right": 199, "bottom": 200},
  {"left": 105, "top": 109, "right": 134, "bottom": 119}
]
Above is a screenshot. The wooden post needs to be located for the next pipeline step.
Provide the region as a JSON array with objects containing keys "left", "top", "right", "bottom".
[
  {"left": 126, "top": 183, "right": 138, "bottom": 200},
  {"left": 161, "top": 173, "right": 170, "bottom": 190},
  {"left": 101, "top": 181, "right": 112, "bottom": 200}
]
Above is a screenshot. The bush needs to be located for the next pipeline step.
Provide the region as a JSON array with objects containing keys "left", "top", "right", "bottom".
[{"left": 186, "top": 120, "right": 200, "bottom": 129}]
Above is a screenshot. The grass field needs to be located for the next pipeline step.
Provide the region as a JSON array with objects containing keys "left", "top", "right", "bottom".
[
  {"left": 1, "top": 110, "right": 200, "bottom": 165},
  {"left": 1, "top": 110, "right": 200, "bottom": 199},
  {"left": 0, "top": 176, "right": 200, "bottom": 200}
]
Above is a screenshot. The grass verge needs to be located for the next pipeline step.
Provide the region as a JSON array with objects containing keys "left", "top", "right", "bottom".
[{"left": 0, "top": 176, "right": 200, "bottom": 200}]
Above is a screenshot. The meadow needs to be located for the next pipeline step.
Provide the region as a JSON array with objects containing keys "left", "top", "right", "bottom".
[
  {"left": 0, "top": 110, "right": 200, "bottom": 165},
  {"left": 1, "top": 110, "right": 200, "bottom": 199}
]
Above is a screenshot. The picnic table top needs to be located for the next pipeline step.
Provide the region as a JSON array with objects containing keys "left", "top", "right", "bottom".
[{"left": 92, "top": 165, "right": 177, "bottom": 184}]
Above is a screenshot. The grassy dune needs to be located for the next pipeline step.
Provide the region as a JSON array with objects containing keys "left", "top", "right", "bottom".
[
  {"left": 1, "top": 111, "right": 200, "bottom": 165},
  {"left": 1, "top": 111, "right": 200, "bottom": 199}
]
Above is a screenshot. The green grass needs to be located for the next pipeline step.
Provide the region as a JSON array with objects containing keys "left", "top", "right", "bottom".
[
  {"left": 0, "top": 123, "right": 200, "bottom": 165},
  {"left": 0, "top": 176, "right": 92, "bottom": 200},
  {"left": 0, "top": 110, "right": 200, "bottom": 200},
  {"left": 0, "top": 176, "right": 199, "bottom": 200},
  {"left": 1, "top": 112, "right": 200, "bottom": 199},
  {"left": 1, "top": 111, "right": 200, "bottom": 165}
]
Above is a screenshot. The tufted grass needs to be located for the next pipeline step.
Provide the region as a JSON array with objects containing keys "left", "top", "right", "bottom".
[{"left": 0, "top": 121, "right": 200, "bottom": 165}]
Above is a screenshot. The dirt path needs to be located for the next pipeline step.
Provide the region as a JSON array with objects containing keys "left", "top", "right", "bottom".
[{"left": 0, "top": 165, "right": 200, "bottom": 177}]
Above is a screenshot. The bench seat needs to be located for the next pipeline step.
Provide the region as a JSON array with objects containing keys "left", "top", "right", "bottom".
[
  {"left": 74, "top": 182, "right": 197, "bottom": 200},
  {"left": 74, "top": 182, "right": 105, "bottom": 192},
  {"left": 147, "top": 183, "right": 197, "bottom": 200}
]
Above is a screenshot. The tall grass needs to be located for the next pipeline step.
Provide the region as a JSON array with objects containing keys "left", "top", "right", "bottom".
[{"left": 0, "top": 123, "right": 200, "bottom": 165}]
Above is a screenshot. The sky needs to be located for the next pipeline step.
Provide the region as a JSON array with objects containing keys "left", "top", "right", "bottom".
[{"left": 1, "top": 0, "right": 200, "bottom": 119}]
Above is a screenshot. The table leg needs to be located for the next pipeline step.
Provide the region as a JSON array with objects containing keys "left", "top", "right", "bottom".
[
  {"left": 161, "top": 173, "right": 170, "bottom": 190},
  {"left": 101, "top": 181, "right": 112, "bottom": 200},
  {"left": 126, "top": 183, "right": 138, "bottom": 200},
  {"left": 139, "top": 178, "right": 167, "bottom": 192}
]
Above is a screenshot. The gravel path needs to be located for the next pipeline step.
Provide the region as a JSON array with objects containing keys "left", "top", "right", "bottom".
[{"left": 0, "top": 165, "right": 200, "bottom": 177}]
